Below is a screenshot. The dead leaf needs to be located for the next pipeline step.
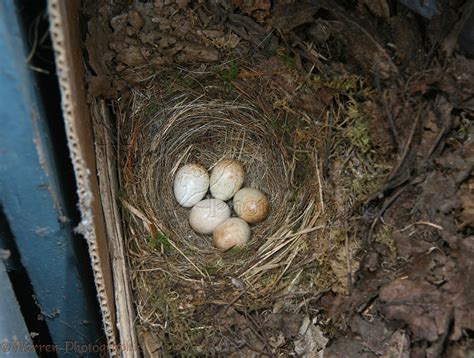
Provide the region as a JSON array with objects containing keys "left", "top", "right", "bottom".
[
  {"left": 379, "top": 279, "right": 449, "bottom": 342},
  {"left": 359, "top": 0, "right": 391, "bottom": 18},
  {"left": 380, "top": 330, "right": 410, "bottom": 358},
  {"left": 294, "top": 317, "right": 328, "bottom": 357},
  {"left": 137, "top": 326, "right": 163, "bottom": 357},
  {"left": 343, "top": 30, "right": 398, "bottom": 79},
  {"left": 387, "top": 15, "right": 425, "bottom": 71},
  {"left": 175, "top": 42, "right": 219, "bottom": 62},
  {"left": 457, "top": 177, "right": 474, "bottom": 229},
  {"left": 307, "top": 20, "right": 343, "bottom": 43},
  {"left": 271, "top": 1, "right": 319, "bottom": 33},
  {"left": 329, "top": 237, "right": 360, "bottom": 295},
  {"left": 231, "top": 0, "right": 271, "bottom": 21},
  {"left": 128, "top": 10, "right": 145, "bottom": 32}
]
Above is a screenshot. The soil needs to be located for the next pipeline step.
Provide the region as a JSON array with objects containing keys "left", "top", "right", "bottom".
[{"left": 83, "top": 0, "right": 473, "bottom": 356}]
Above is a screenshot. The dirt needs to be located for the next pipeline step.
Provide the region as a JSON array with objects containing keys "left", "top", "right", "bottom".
[{"left": 83, "top": 0, "right": 473, "bottom": 356}]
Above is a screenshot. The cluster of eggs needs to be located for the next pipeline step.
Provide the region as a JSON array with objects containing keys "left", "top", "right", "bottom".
[{"left": 173, "top": 160, "right": 269, "bottom": 250}]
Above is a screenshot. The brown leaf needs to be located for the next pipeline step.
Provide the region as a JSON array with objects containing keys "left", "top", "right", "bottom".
[
  {"left": 379, "top": 279, "right": 449, "bottom": 342},
  {"left": 128, "top": 10, "right": 145, "bottom": 32},
  {"left": 231, "top": 0, "right": 270, "bottom": 12},
  {"left": 359, "top": 0, "right": 391, "bottom": 18},
  {"left": 457, "top": 178, "right": 474, "bottom": 229},
  {"left": 387, "top": 15, "right": 425, "bottom": 71},
  {"left": 292, "top": 93, "right": 330, "bottom": 118},
  {"left": 175, "top": 42, "right": 219, "bottom": 62},
  {"left": 271, "top": 1, "right": 319, "bottom": 33}
]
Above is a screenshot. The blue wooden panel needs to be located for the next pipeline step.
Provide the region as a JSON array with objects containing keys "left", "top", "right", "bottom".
[
  {"left": 0, "top": 260, "right": 36, "bottom": 358},
  {"left": 0, "top": 1, "right": 100, "bottom": 354}
]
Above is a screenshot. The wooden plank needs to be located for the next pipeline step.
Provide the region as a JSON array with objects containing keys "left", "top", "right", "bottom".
[{"left": 47, "top": 0, "right": 119, "bottom": 353}]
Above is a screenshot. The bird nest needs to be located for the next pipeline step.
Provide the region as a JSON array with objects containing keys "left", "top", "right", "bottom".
[{"left": 117, "top": 67, "right": 321, "bottom": 352}]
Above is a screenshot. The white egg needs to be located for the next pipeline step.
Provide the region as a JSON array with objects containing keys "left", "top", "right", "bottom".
[
  {"left": 189, "top": 199, "right": 231, "bottom": 234},
  {"left": 210, "top": 159, "right": 245, "bottom": 201},
  {"left": 173, "top": 164, "right": 209, "bottom": 207},
  {"left": 234, "top": 188, "right": 269, "bottom": 224},
  {"left": 213, "top": 218, "right": 251, "bottom": 250}
]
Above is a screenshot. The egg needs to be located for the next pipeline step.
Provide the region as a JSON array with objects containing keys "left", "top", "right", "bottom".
[
  {"left": 189, "top": 199, "right": 231, "bottom": 234},
  {"left": 210, "top": 159, "right": 245, "bottom": 201},
  {"left": 213, "top": 218, "right": 251, "bottom": 250},
  {"left": 234, "top": 188, "right": 269, "bottom": 224},
  {"left": 173, "top": 164, "right": 209, "bottom": 207}
]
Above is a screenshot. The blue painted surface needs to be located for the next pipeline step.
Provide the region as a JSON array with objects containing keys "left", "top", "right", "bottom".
[
  {"left": 0, "top": 1, "right": 100, "bottom": 354},
  {"left": 0, "top": 260, "right": 36, "bottom": 357},
  {"left": 399, "top": 0, "right": 440, "bottom": 18}
]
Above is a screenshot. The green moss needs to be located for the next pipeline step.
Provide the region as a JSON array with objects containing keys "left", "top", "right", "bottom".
[
  {"left": 345, "top": 118, "right": 370, "bottom": 153},
  {"left": 294, "top": 151, "right": 311, "bottom": 183},
  {"left": 276, "top": 47, "right": 296, "bottom": 69},
  {"left": 336, "top": 97, "right": 370, "bottom": 153},
  {"left": 312, "top": 74, "right": 373, "bottom": 97},
  {"left": 219, "top": 59, "right": 239, "bottom": 89},
  {"left": 374, "top": 225, "right": 396, "bottom": 260},
  {"left": 203, "top": 265, "right": 218, "bottom": 275},
  {"left": 148, "top": 233, "right": 173, "bottom": 251},
  {"left": 226, "top": 246, "right": 243, "bottom": 254},
  {"left": 287, "top": 190, "right": 298, "bottom": 206},
  {"left": 333, "top": 229, "right": 347, "bottom": 244},
  {"left": 270, "top": 118, "right": 290, "bottom": 136},
  {"left": 144, "top": 102, "right": 162, "bottom": 118}
]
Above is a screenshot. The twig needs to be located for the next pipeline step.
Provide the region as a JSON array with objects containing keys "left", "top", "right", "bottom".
[
  {"left": 387, "top": 106, "right": 422, "bottom": 184},
  {"left": 315, "top": 151, "right": 325, "bottom": 213},
  {"left": 236, "top": 70, "right": 283, "bottom": 79},
  {"left": 223, "top": 289, "right": 246, "bottom": 314},
  {"left": 400, "top": 221, "right": 444, "bottom": 232},
  {"left": 367, "top": 106, "right": 422, "bottom": 202},
  {"left": 287, "top": 225, "right": 325, "bottom": 238},
  {"left": 121, "top": 199, "right": 152, "bottom": 227},
  {"left": 426, "top": 96, "right": 453, "bottom": 159},
  {"left": 345, "top": 233, "right": 353, "bottom": 295},
  {"left": 375, "top": 78, "right": 401, "bottom": 149},
  {"left": 243, "top": 311, "right": 274, "bottom": 357},
  {"left": 367, "top": 186, "right": 407, "bottom": 243}
]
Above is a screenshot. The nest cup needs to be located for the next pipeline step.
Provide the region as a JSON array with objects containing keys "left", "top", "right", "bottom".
[{"left": 125, "top": 96, "right": 294, "bottom": 259}]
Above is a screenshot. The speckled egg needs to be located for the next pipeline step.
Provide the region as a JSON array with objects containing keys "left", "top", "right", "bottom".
[
  {"left": 173, "top": 164, "right": 209, "bottom": 208},
  {"left": 210, "top": 159, "right": 245, "bottom": 201},
  {"left": 233, "top": 188, "right": 269, "bottom": 224},
  {"left": 189, "top": 199, "right": 231, "bottom": 234},
  {"left": 213, "top": 218, "right": 251, "bottom": 250}
]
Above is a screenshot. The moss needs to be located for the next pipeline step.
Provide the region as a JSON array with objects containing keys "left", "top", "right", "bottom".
[
  {"left": 203, "top": 265, "right": 218, "bottom": 275},
  {"left": 312, "top": 74, "right": 373, "bottom": 97},
  {"left": 332, "top": 229, "right": 347, "bottom": 245},
  {"left": 342, "top": 98, "right": 371, "bottom": 153},
  {"left": 149, "top": 286, "right": 207, "bottom": 354},
  {"left": 148, "top": 233, "right": 173, "bottom": 251},
  {"left": 270, "top": 117, "right": 290, "bottom": 136},
  {"left": 226, "top": 246, "right": 243, "bottom": 254},
  {"left": 346, "top": 119, "right": 370, "bottom": 152},
  {"left": 276, "top": 47, "right": 296, "bottom": 69},
  {"left": 294, "top": 151, "right": 311, "bottom": 183},
  {"left": 374, "top": 225, "right": 396, "bottom": 260},
  {"left": 144, "top": 102, "right": 162, "bottom": 118},
  {"left": 219, "top": 59, "right": 239, "bottom": 89}
]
